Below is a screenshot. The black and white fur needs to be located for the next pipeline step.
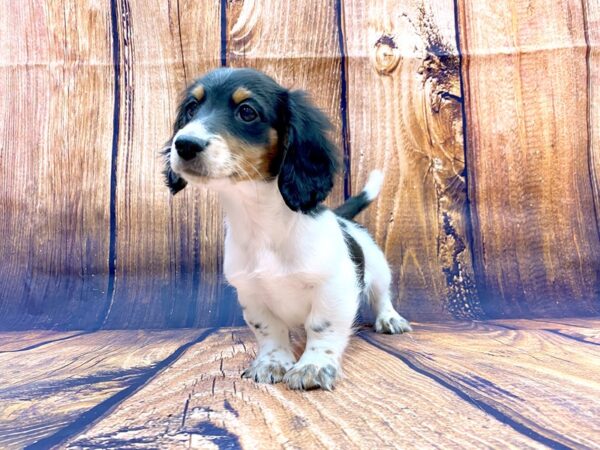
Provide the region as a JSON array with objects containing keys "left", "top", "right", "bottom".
[{"left": 163, "top": 68, "right": 411, "bottom": 390}]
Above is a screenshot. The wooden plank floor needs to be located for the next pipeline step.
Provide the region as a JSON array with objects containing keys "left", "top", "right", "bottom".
[{"left": 0, "top": 320, "right": 599, "bottom": 449}]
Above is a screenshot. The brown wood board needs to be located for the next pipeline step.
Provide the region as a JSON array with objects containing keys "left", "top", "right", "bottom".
[
  {"left": 0, "top": 331, "right": 82, "bottom": 352},
  {"left": 99, "top": 0, "right": 240, "bottom": 329},
  {"left": 0, "top": 1, "right": 115, "bottom": 329},
  {"left": 63, "top": 328, "right": 548, "bottom": 449},
  {"left": 0, "top": 329, "right": 202, "bottom": 449},
  {"left": 491, "top": 318, "right": 600, "bottom": 345},
  {"left": 0, "top": 320, "right": 594, "bottom": 448},
  {"left": 1, "top": 0, "right": 600, "bottom": 330},
  {"left": 343, "top": 0, "right": 480, "bottom": 321},
  {"left": 457, "top": 0, "right": 600, "bottom": 317},
  {"left": 364, "top": 321, "right": 600, "bottom": 448},
  {"left": 585, "top": 0, "right": 600, "bottom": 229}
]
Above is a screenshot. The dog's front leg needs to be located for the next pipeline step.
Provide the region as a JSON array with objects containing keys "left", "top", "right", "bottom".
[
  {"left": 239, "top": 294, "right": 296, "bottom": 384},
  {"left": 284, "top": 294, "right": 357, "bottom": 391}
]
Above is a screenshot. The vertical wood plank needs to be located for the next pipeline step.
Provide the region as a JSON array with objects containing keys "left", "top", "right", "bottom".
[
  {"left": 458, "top": 0, "right": 600, "bottom": 317},
  {"left": 226, "top": 0, "right": 345, "bottom": 207},
  {"left": 343, "top": 0, "right": 480, "bottom": 320},
  {"left": 585, "top": 1, "right": 600, "bottom": 231},
  {"left": 0, "top": 1, "right": 114, "bottom": 329},
  {"left": 100, "top": 1, "right": 235, "bottom": 329}
]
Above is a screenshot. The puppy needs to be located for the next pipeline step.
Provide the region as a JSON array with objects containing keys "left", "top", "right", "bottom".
[{"left": 163, "top": 68, "right": 411, "bottom": 390}]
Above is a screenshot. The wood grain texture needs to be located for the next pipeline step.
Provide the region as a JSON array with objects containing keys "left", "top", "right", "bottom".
[
  {"left": 586, "top": 0, "right": 600, "bottom": 230},
  {"left": 0, "top": 329, "right": 200, "bottom": 449},
  {"left": 343, "top": 0, "right": 480, "bottom": 321},
  {"left": 63, "top": 328, "right": 551, "bottom": 449},
  {"left": 491, "top": 318, "right": 600, "bottom": 345},
  {"left": 100, "top": 0, "right": 241, "bottom": 329},
  {"left": 1, "top": 320, "right": 598, "bottom": 448},
  {"left": 0, "top": 331, "right": 81, "bottom": 352},
  {"left": 1, "top": 1, "right": 599, "bottom": 330},
  {"left": 458, "top": 0, "right": 600, "bottom": 317},
  {"left": 226, "top": 0, "right": 345, "bottom": 207},
  {"left": 537, "top": 317, "right": 600, "bottom": 329},
  {"left": 366, "top": 321, "right": 600, "bottom": 449},
  {"left": 0, "top": 1, "right": 114, "bottom": 329}
]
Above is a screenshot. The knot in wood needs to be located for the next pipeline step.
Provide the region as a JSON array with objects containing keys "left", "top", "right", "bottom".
[{"left": 373, "top": 34, "right": 400, "bottom": 75}]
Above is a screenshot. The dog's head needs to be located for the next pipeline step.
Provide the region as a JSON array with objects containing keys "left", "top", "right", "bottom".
[{"left": 163, "top": 68, "right": 338, "bottom": 213}]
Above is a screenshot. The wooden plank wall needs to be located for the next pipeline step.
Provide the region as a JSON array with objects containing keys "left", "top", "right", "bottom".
[{"left": 0, "top": 0, "right": 598, "bottom": 330}]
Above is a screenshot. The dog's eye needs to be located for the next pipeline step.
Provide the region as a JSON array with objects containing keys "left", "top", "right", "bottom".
[
  {"left": 184, "top": 100, "right": 199, "bottom": 120},
  {"left": 237, "top": 104, "right": 258, "bottom": 122}
]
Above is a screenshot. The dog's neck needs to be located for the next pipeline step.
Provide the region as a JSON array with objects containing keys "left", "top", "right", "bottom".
[{"left": 215, "top": 179, "right": 300, "bottom": 246}]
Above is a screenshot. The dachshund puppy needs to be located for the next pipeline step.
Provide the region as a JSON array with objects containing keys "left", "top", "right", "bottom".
[{"left": 163, "top": 68, "right": 411, "bottom": 390}]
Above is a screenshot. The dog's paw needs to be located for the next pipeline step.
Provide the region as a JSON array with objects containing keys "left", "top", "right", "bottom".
[
  {"left": 241, "top": 360, "right": 291, "bottom": 384},
  {"left": 375, "top": 311, "right": 412, "bottom": 334},
  {"left": 283, "top": 363, "right": 339, "bottom": 391},
  {"left": 242, "top": 351, "right": 295, "bottom": 384}
]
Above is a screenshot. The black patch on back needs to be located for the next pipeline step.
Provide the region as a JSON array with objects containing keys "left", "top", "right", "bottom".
[{"left": 338, "top": 221, "right": 365, "bottom": 289}]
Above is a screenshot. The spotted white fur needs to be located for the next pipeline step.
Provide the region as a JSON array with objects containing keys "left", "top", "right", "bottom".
[
  {"left": 165, "top": 69, "right": 411, "bottom": 391},
  {"left": 171, "top": 163, "right": 411, "bottom": 390}
]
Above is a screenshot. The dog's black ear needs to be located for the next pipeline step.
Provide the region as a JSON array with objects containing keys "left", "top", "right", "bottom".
[
  {"left": 278, "top": 90, "right": 338, "bottom": 213},
  {"left": 161, "top": 143, "right": 187, "bottom": 195}
]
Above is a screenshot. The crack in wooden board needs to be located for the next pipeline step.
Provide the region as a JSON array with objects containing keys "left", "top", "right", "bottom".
[
  {"left": 0, "top": 331, "right": 82, "bottom": 352},
  {"left": 491, "top": 318, "right": 600, "bottom": 345}
]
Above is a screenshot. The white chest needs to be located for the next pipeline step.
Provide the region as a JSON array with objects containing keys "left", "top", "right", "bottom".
[{"left": 224, "top": 244, "right": 326, "bottom": 326}]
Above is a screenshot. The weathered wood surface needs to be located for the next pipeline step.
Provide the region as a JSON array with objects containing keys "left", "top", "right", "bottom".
[
  {"left": 1, "top": 0, "right": 600, "bottom": 329},
  {"left": 0, "top": 331, "right": 81, "bottom": 352},
  {"left": 344, "top": 0, "right": 479, "bottom": 321},
  {"left": 99, "top": 0, "right": 241, "bottom": 329},
  {"left": 365, "top": 321, "right": 600, "bottom": 449},
  {"left": 0, "top": 1, "right": 115, "bottom": 329},
  {"left": 0, "top": 329, "right": 202, "bottom": 449},
  {"left": 588, "top": 0, "right": 600, "bottom": 230},
  {"left": 457, "top": 0, "right": 600, "bottom": 317},
  {"left": 1, "top": 320, "right": 599, "bottom": 449},
  {"left": 492, "top": 318, "right": 600, "bottom": 345}
]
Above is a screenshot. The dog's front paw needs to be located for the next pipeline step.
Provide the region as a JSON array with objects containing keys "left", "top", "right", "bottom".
[
  {"left": 375, "top": 310, "right": 412, "bottom": 334},
  {"left": 283, "top": 363, "right": 339, "bottom": 391},
  {"left": 242, "top": 352, "right": 295, "bottom": 384}
]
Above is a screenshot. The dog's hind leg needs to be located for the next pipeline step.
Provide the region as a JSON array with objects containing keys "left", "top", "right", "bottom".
[{"left": 366, "top": 245, "right": 412, "bottom": 334}]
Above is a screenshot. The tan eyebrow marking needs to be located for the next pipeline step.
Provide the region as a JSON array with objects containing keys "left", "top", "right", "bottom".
[
  {"left": 191, "top": 85, "right": 205, "bottom": 101},
  {"left": 232, "top": 87, "right": 252, "bottom": 104}
]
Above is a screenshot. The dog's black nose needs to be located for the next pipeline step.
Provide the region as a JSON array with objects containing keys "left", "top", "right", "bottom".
[{"left": 175, "top": 136, "right": 207, "bottom": 161}]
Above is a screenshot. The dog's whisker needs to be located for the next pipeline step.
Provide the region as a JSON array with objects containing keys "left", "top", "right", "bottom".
[{"left": 230, "top": 153, "right": 264, "bottom": 181}]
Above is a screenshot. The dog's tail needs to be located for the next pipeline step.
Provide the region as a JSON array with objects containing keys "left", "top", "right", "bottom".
[{"left": 333, "top": 170, "right": 384, "bottom": 220}]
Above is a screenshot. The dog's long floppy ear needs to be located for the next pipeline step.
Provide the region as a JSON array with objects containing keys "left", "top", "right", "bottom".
[
  {"left": 161, "top": 141, "right": 187, "bottom": 195},
  {"left": 277, "top": 90, "right": 339, "bottom": 213}
]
